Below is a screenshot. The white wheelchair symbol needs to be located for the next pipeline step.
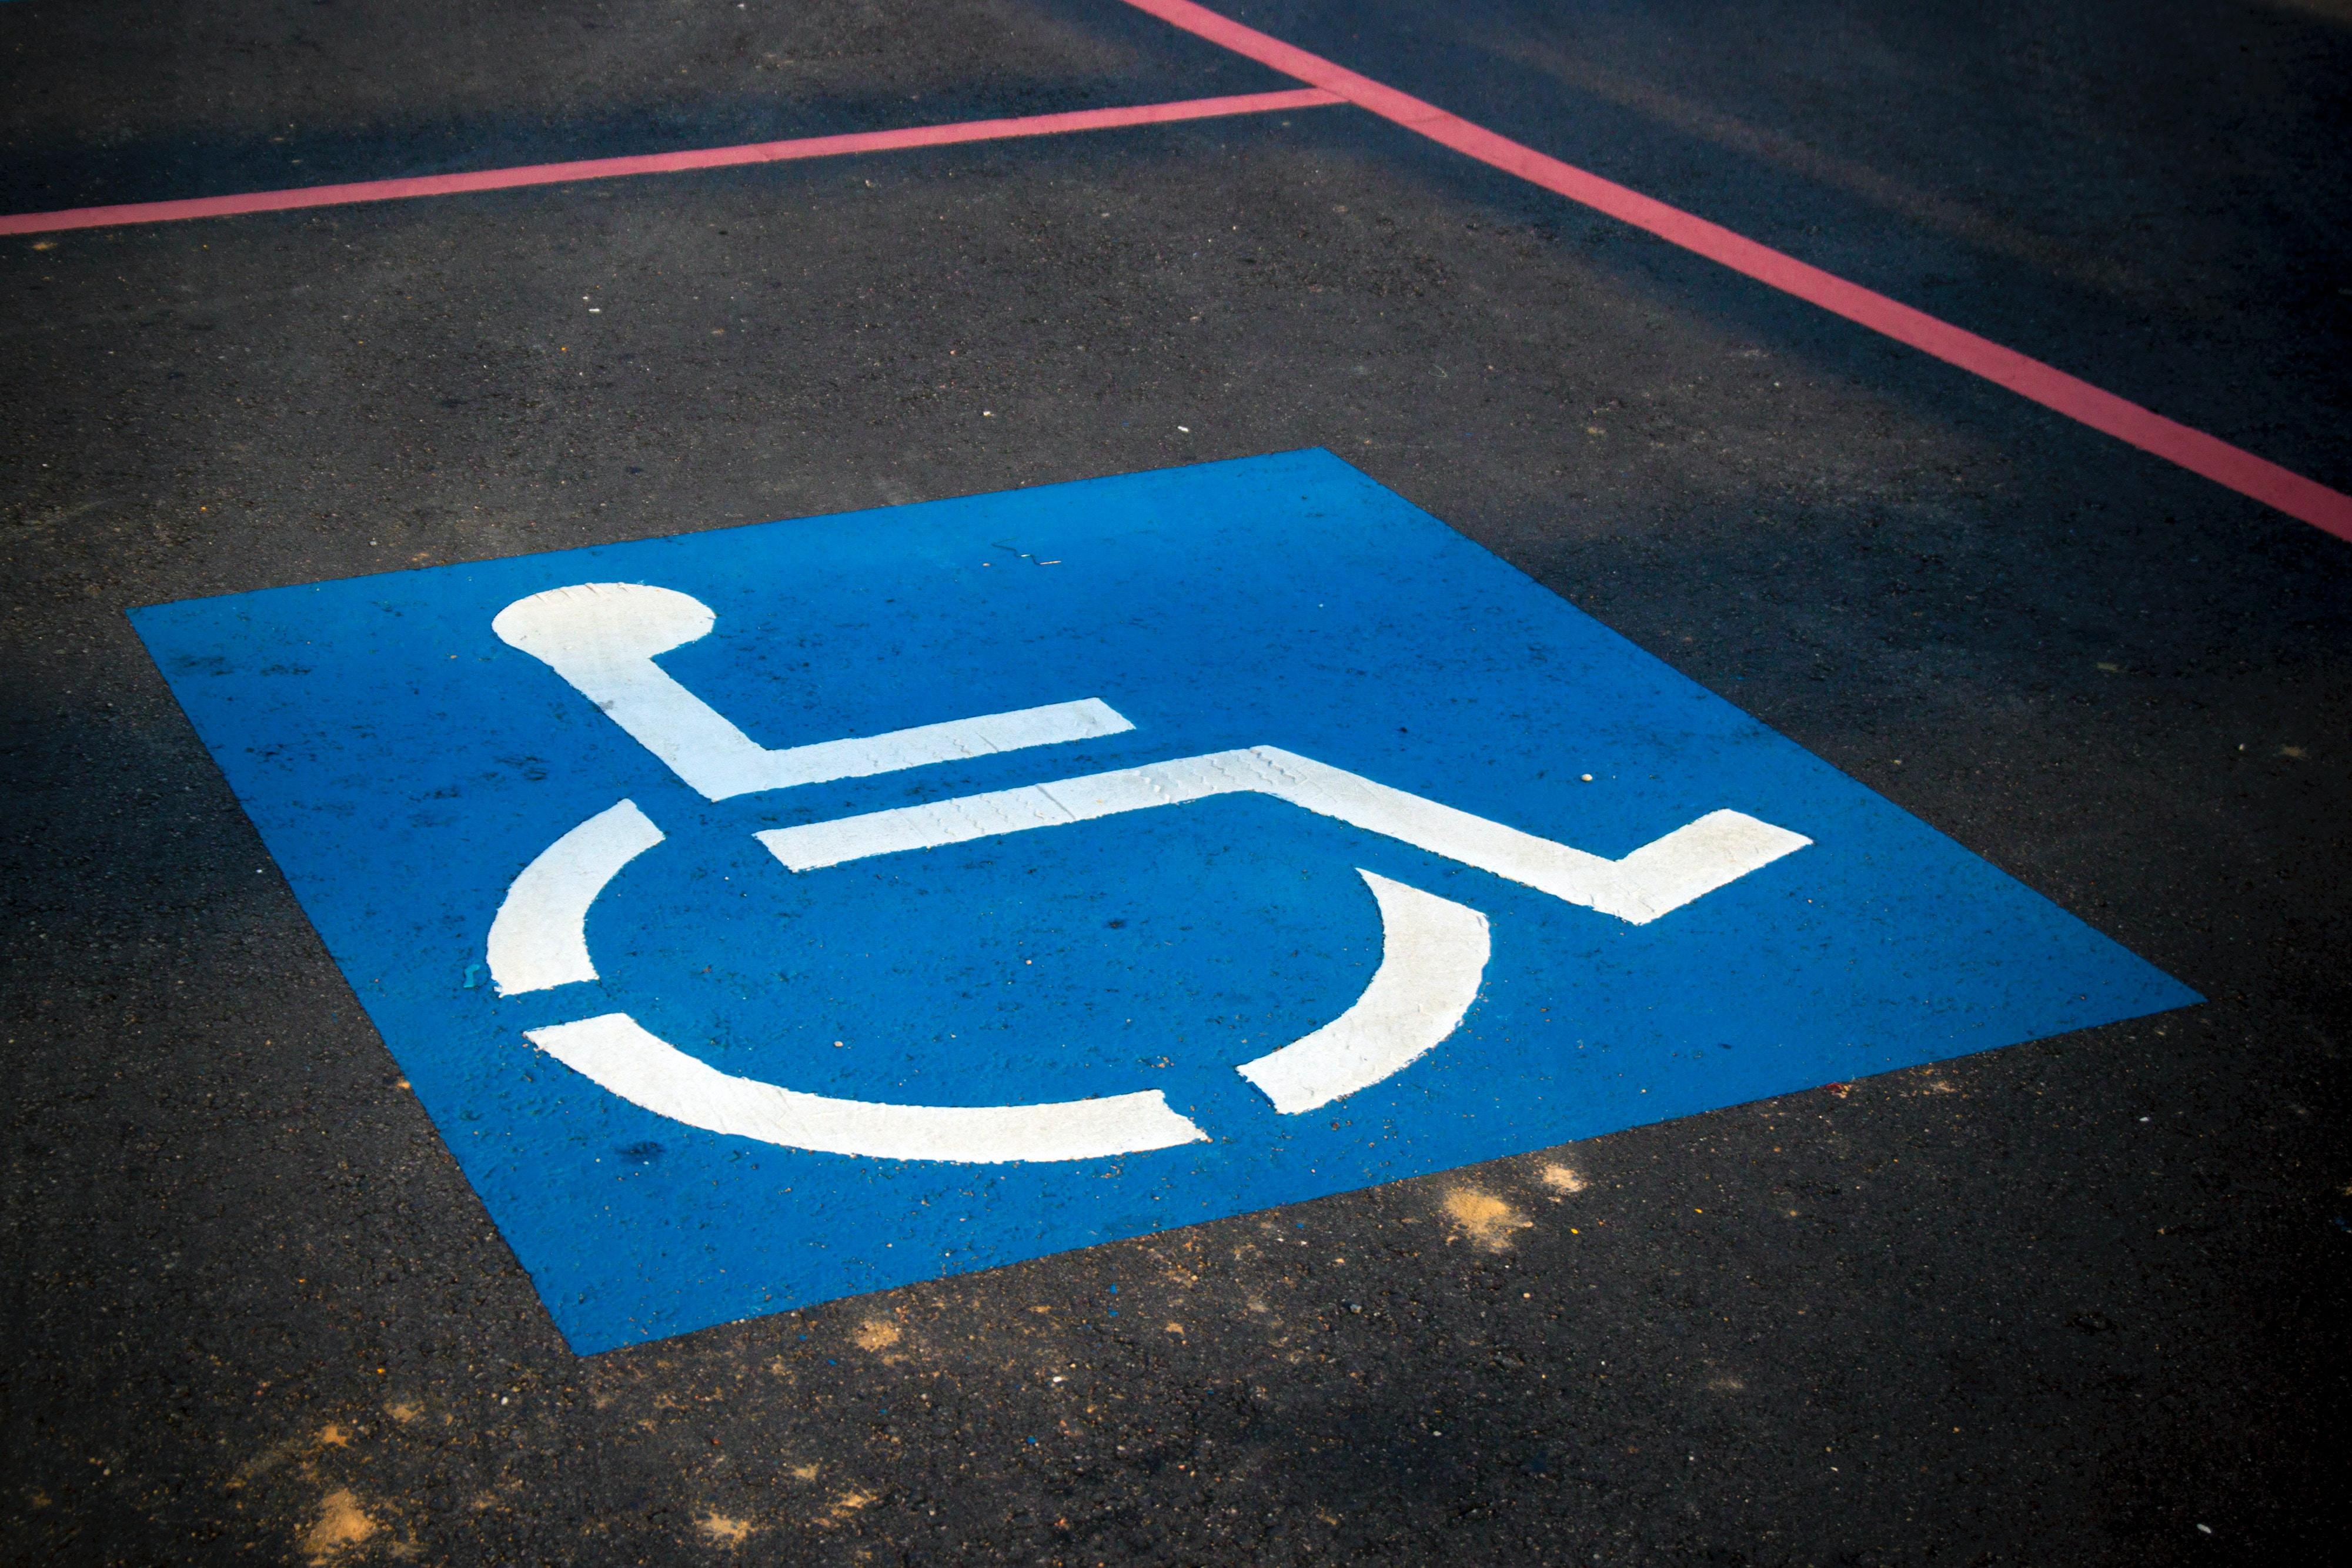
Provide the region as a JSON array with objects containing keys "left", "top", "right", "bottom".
[{"left": 484, "top": 583, "right": 1810, "bottom": 1164}]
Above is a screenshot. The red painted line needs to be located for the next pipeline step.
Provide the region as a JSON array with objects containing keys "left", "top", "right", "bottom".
[
  {"left": 0, "top": 88, "right": 1342, "bottom": 239},
  {"left": 1119, "top": 0, "right": 2352, "bottom": 543}
]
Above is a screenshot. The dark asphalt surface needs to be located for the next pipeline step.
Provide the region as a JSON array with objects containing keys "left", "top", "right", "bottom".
[{"left": 5, "top": 1, "right": 2349, "bottom": 1563}]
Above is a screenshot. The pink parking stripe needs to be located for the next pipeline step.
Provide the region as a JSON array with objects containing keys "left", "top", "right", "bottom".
[
  {"left": 1119, "top": 0, "right": 2352, "bottom": 543},
  {"left": 0, "top": 88, "right": 1342, "bottom": 239}
]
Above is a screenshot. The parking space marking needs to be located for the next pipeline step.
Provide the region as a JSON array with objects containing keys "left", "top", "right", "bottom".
[
  {"left": 1118, "top": 0, "right": 2352, "bottom": 543},
  {"left": 0, "top": 86, "right": 1342, "bottom": 236},
  {"left": 131, "top": 452, "right": 2195, "bottom": 1351},
  {"left": 15, "top": 2, "right": 2335, "bottom": 539}
]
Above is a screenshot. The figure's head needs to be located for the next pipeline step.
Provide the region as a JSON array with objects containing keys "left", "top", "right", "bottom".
[{"left": 492, "top": 581, "right": 715, "bottom": 667}]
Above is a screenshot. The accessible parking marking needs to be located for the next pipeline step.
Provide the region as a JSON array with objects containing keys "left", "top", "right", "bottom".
[{"left": 130, "top": 452, "right": 2195, "bottom": 1352}]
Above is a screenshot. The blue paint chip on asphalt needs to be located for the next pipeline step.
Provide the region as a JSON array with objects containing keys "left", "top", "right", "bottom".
[{"left": 131, "top": 450, "right": 2196, "bottom": 1352}]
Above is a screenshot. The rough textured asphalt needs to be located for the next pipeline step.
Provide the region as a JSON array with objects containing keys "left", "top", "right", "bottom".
[{"left": 3, "top": 1, "right": 2348, "bottom": 1562}]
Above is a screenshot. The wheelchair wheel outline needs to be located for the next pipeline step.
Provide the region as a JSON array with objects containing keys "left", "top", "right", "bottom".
[{"left": 489, "top": 798, "right": 1493, "bottom": 1163}]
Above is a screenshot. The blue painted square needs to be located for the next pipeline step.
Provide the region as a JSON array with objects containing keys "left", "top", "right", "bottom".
[{"left": 131, "top": 451, "right": 2194, "bottom": 1352}]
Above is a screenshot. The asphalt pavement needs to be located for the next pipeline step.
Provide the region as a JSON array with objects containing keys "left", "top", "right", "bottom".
[{"left": 4, "top": 1, "right": 2348, "bottom": 1563}]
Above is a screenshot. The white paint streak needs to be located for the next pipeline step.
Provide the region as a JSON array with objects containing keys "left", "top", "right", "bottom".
[
  {"left": 1610, "top": 804, "right": 1813, "bottom": 914},
  {"left": 1237, "top": 870, "right": 1490, "bottom": 1113},
  {"left": 486, "top": 798, "right": 664, "bottom": 996},
  {"left": 526, "top": 1012, "right": 1211, "bottom": 1162},
  {"left": 758, "top": 745, "right": 1808, "bottom": 924},
  {"left": 492, "top": 582, "right": 1132, "bottom": 799}
]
